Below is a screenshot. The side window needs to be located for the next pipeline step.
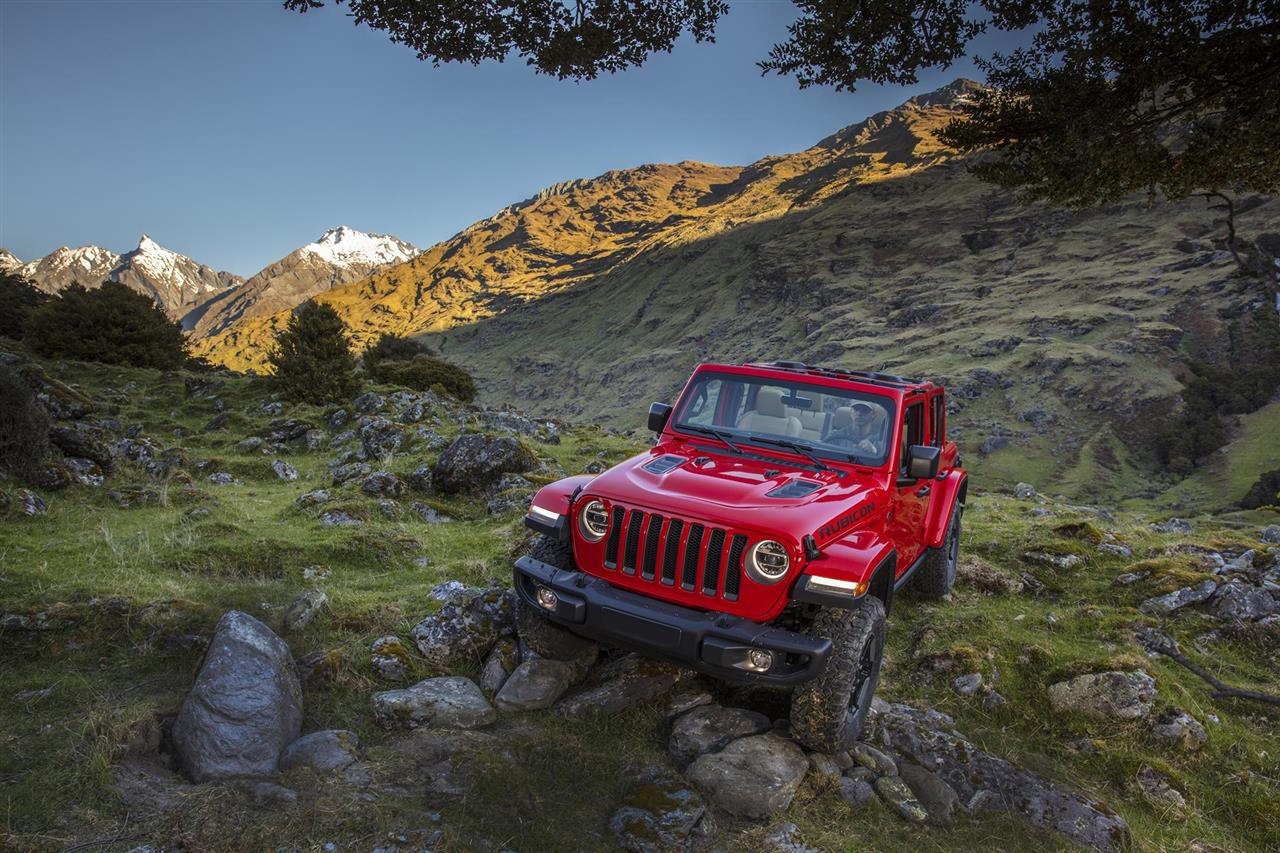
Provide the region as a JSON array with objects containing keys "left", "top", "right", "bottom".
[
  {"left": 930, "top": 394, "right": 945, "bottom": 447},
  {"left": 900, "top": 403, "right": 923, "bottom": 473}
]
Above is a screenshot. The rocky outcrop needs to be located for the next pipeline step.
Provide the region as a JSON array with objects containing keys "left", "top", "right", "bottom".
[
  {"left": 171, "top": 611, "right": 302, "bottom": 782},
  {"left": 685, "top": 733, "right": 809, "bottom": 819},
  {"left": 611, "top": 774, "right": 716, "bottom": 853},
  {"left": 432, "top": 434, "right": 537, "bottom": 494},
  {"left": 409, "top": 587, "right": 514, "bottom": 669},
  {"left": 371, "top": 676, "right": 496, "bottom": 730},
  {"left": 669, "top": 704, "right": 771, "bottom": 767},
  {"left": 1047, "top": 671, "right": 1156, "bottom": 720}
]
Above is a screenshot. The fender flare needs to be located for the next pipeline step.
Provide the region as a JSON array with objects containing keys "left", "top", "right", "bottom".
[
  {"left": 525, "top": 475, "right": 596, "bottom": 542},
  {"left": 793, "top": 531, "right": 898, "bottom": 614},
  {"left": 924, "top": 470, "right": 969, "bottom": 549}
]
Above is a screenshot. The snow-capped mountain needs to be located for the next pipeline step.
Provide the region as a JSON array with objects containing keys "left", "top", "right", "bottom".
[
  {"left": 14, "top": 236, "right": 242, "bottom": 317},
  {"left": 184, "top": 227, "right": 419, "bottom": 335},
  {"left": 0, "top": 249, "right": 23, "bottom": 274}
]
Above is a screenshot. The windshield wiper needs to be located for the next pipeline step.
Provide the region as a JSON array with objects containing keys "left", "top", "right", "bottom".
[
  {"left": 677, "top": 424, "right": 745, "bottom": 454},
  {"left": 741, "top": 435, "right": 837, "bottom": 473}
]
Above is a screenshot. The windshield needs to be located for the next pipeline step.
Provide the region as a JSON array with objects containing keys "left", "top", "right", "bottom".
[{"left": 672, "top": 371, "right": 896, "bottom": 466}]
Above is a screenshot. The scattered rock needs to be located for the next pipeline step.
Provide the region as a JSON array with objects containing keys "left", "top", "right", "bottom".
[
  {"left": 899, "top": 763, "right": 959, "bottom": 826},
  {"left": 359, "top": 418, "right": 404, "bottom": 460},
  {"left": 372, "top": 676, "right": 495, "bottom": 730},
  {"left": 63, "top": 457, "right": 105, "bottom": 487},
  {"left": 361, "top": 471, "right": 405, "bottom": 498},
  {"left": 1212, "top": 579, "right": 1279, "bottom": 621},
  {"left": 406, "top": 462, "right": 433, "bottom": 493},
  {"left": 280, "top": 730, "right": 359, "bottom": 773},
  {"left": 1151, "top": 518, "right": 1193, "bottom": 534},
  {"left": 250, "top": 780, "right": 297, "bottom": 806},
  {"left": 839, "top": 776, "right": 876, "bottom": 809},
  {"left": 1023, "top": 551, "right": 1083, "bottom": 570},
  {"left": 172, "top": 611, "right": 302, "bottom": 782},
  {"left": 106, "top": 487, "right": 158, "bottom": 509},
  {"left": 952, "top": 673, "right": 983, "bottom": 696},
  {"left": 1260, "top": 524, "right": 1280, "bottom": 545},
  {"left": 1014, "top": 483, "right": 1037, "bottom": 499},
  {"left": 353, "top": 391, "right": 385, "bottom": 414},
  {"left": 409, "top": 587, "right": 514, "bottom": 669},
  {"left": 271, "top": 460, "right": 299, "bottom": 481},
  {"left": 237, "top": 437, "right": 265, "bottom": 453},
  {"left": 851, "top": 742, "right": 898, "bottom": 776},
  {"left": 956, "top": 555, "right": 1024, "bottom": 594},
  {"left": 411, "top": 502, "right": 452, "bottom": 523},
  {"left": 281, "top": 589, "right": 328, "bottom": 633},
  {"left": 1150, "top": 708, "right": 1207, "bottom": 751},
  {"left": 479, "top": 637, "right": 519, "bottom": 693},
  {"left": 331, "top": 461, "right": 372, "bottom": 486},
  {"left": 685, "top": 733, "right": 808, "bottom": 819},
  {"left": 320, "top": 509, "right": 363, "bottom": 528},
  {"left": 1135, "top": 768, "right": 1186, "bottom": 813},
  {"left": 668, "top": 704, "right": 771, "bottom": 766},
  {"left": 762, "top": 822, "right": 819, "bottom": 853},
  {"left": 1113, "top": 571, "right": 1150, "bottom": 586},
  {"left": 494, "top": 659, "right": 575, "bottom": 711},
  {"left": 207, "top": 472, "right": 237, "bottom": 485},
  {"left": 13, "top": 489, "right": 48, "bottom": 516},
  {"left": 557, "top": 655, "right": 693, "bottom": 718},
  {"left": 610, "top": 777, "right": 715, "bottom": 853},
  {"left": 874, "top": 775, "right": 929, "bottom": 824},
  {"left": 295, "top": 489, "right": 332, "bottom": 508},
  {"left": 1139, "top": 579, "right": 1218, "bottom": 616},
  {"left": 663, "top": 687, "right": 715, "bottom": 720},
  {"left": 370, "top": 636, "right": 415, "bottom": 682},
  {"left": 807, "top": 752, "right": 844, "bottom": 782},
  {"left": 1047, "top": 670, "right": 1156, "bottom": 720},
  {"left": 432, "top": 433, "right": 537, "bottom": 494},
  {"left": 1097, "top": 542, "right": 1133, "bottom": 558}
]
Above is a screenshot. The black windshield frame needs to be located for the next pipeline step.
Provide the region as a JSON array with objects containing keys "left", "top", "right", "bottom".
[{"left": 670, "top": 370, "right": 898, "bottom": 468}]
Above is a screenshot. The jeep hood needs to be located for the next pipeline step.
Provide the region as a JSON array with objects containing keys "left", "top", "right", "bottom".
[{"left": 584, "top": 443, "right": 882, "bottom": 544}]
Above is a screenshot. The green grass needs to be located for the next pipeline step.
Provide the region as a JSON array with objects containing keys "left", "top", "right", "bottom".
[{"left": 1, "top": 355, "right": 1278, "bottom": 851}]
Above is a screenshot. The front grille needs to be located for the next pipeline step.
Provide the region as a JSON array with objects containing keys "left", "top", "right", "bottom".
[{"left": 601, "top": 505, "right": 749, "bottom": 602}]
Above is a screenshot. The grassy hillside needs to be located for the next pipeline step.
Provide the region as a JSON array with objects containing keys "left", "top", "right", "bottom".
[
  {"left": 2, "top": 352, "right": 1278, "bottom": 852},
  {"left": 189, "top": 80, "right": 1280, "bottom": 505}
]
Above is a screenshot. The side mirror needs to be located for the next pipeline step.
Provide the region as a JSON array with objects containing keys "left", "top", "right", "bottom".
[
  {"left": 648, "top": 402, "right": 673, "bottom": 433},
  {"left": 907, "top": 444, "right": 941, "bottom": 480}
]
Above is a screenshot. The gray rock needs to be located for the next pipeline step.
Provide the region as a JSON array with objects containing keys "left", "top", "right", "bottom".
[
  {"left": 1261, "top": 524, "right": 1280, "bottom": 545},
  {"left": 874, "top": 775, "right": 929, "bottom": 824},
  {"left": 14, "top": 489, "right": 48, "bottom": 516},
  {"left": 319, "top": 509, "right": 363, "bottom": 527},
  {"left": 663, "top": 686, "right": 714, "bottom": 720},
  {"left": 557, "top": 655, "right": 693, "bottom": 718},
  {"left": 1150, "top": 518, "right": 1193, "bottom": 534},
  {"left": 377, "top": 499, "right": 401, "bottom": 520},
  {"left": 685, "top": 733, "right": 808, "bottom": 819},
  {"left": 1014, "top": 482, "right": 1036, "bottom": 499},
  {"left": 983, "top": 690, "right": 1008, "bottom": 710},
  {"left": 610, "top": 778, "right": 715, "bottom": 853},
  {"left": 1136, "top": 768, "right": 1186, "bottom": 812},
  {"left": 409, "top": 587, "right": 514, "bottom": 669},
  {"left": 1150, "top": 708, "right": 1207, "bottom": 751},
  {"left": 762, "top": 822, "right": 820, "bottom": 853},
  {"left": 207, "top": 472, "right": 237, "bottom": 485},
  {"left": 1220, "top": 549, "right": 1256, "bottom": 574},
  {"left": 359, "top": 418, "right": 403, "bottom": 460},
  {"left": 281, "top": 589, "right": 327, "bottom": 633},
  {"left": 900, "top": 762, "right": 959, "bottom": 825},
  {"left": 271, "top": 460, "right": 299, "bottom": 481},
  {"left": 370, "top": 636, "right": 414, "bottom": 682},
  {"left": 250, "top": 780, "right": 297, "bottom": 805},
  {"left": 353, "top": 392, "right": 385, "bottom": 414},
  {"left": 237, "top": 436, "right": 265, "bottom": 453},
  {"left": 295, "top": 489, "right": 332, "bottom": 508},
  {"left": 839, "top": 776, "right": 877, "bottom": 811},
  {"left": 429, "top": 579, "right": 476, "bottom": 601},
  {"left": 372, "top": 676, "right": 496, "bottom": 730},
  {"left": 360, "top": 471, "right": 404, "bottom": 498},
  {"left": 1213, "top": 579, "right": 1279, "bottom": 621},
  {"left": 330, "top": 461, "right": 371, "bottom": 486},
  {"left": 1113, "top": 571, "right": 1149, "bottom": 586},
  {"left": 1097, "top": 542, "right": 1133, "bottom": 558},
  {"left": 808, "top": 752, "right": 844, "bottom": 782},
  {"left": 494, "top": 659, "right": 575, "bottom": 711},
  {"left": 327, "top": 408, "right": 349, "bottom": 430},
  {"left": 952, "top": 673, "right": 983, "bottom": 696},
  {"left": 432, "top": 433, "right": 537, "bottom": 494},
  {"left": 877, "top": 701, "right": 1130, "bottom": 850},
  {"left": 411, "top": 502, "right": 452, "bottom": 523},
  {"left": 406, "top": 462, "right": 433, "bottom": 493},
  {"left": 261, "top": 401, "right": 285, "bottom": 416},
  {"left": 669, "top": 704, "right": 771, "bottom": 766},
  {"left": 106, "top": 487, "right": 158, "bottom": 508},
  {"left": 1047, "top": 670, "right": 1156, "bottom": 720},
  {"left": 851, "top": 742, "right": 898, "bottom": 776},
  {"left": 63, "top": 457, "right": 105, "bottom": 487},
  {"left": 172, "top": 611, "right": 302, "bottom": 782},
  {"left": 280, "top": 729, "right": 359, "bottom": 772},
  {"left": 1139, "top": 579, "right": 1218, "bottom": 616},
  {"left": 479, "top": 637, "right": 519, "bottom": 693},
  {"left": 1023, "top": 550, "right": 1082, "bottom": 570}
]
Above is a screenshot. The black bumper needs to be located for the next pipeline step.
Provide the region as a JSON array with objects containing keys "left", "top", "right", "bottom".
[{"left": 513, "top": 556, "right": 832, "bottom": 686}]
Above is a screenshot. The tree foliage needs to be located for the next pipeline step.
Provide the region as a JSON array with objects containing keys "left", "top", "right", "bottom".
[
  {"left": 0, "top": 366, "right": 51, "bottom": 486},
  {"left": 292, "top": 0, "right": 1279, "bottom": 206},
  {"left": 0, "top": 272, "right": 51, "bottom": 340},
  {"left": 23, "top": 282, "right": 190, "bottom": 370},
  {"left": 266, "top": 300, "right": 362, "bottom": 404},
  {"left": 361, "top": 333, "right": 476, "bottom": 401},
  {"left": 284, "top": 0, "right": 727, "bottom": 79},
  {"left": 361, "top": 331, "right": 431, "bottom": 378}
]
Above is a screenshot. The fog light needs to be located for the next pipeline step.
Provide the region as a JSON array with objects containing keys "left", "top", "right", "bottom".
[
  {"left": 536, "top": 586, "right": 558, "bottom": 610},
  {"left": 747, "top": 649, "right": 774, "bottom": 671}
]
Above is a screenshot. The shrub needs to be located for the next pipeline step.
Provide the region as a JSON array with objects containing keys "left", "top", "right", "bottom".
[
  {"left": 378, "top": 354, "right": 477, "bottom": 402},
  {"left": 0, "top": 366, "right": 51, "bottom": 484},
  {"left": 1241, "top": 469, "right": 1280, "bottom": 510},
  {"left": 362, "top": 332, "right": 432, "bottom": 378},
  {"left": 23, "top": 282, "right": 189, "bottom": 369},
  {"left": 266, "top": 300, "right": 361, "bottom": 404},
  {"left": 0, "top": 272, "right": 50, "bottom": 340}
]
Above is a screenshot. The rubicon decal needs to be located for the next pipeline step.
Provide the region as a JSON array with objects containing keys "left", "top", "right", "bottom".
[{"left": 816, "top": 502, "right": 876, "bottom": 541}]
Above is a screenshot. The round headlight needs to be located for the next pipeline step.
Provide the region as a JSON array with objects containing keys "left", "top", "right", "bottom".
[
  {"left": 748, "top": 540, "right": 790, "bottom": 583},
  {"left": 578, "top": 499, "right": 610, "bottom": 541}
]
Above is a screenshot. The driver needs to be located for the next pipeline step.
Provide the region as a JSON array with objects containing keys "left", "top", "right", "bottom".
[{"left": 825, "top": 402, "right": 883, "bottom": 457}]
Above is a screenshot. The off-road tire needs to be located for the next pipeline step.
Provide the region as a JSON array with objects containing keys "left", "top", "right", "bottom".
[
  {"left": 789, "top": 596, "right": 887, "bottom": 753},
  {"left": 912, "top": 504, "right": 963, "bottom": 599},
  {"left": 514, "top": 534, "right": 598, "bottom": 660}
]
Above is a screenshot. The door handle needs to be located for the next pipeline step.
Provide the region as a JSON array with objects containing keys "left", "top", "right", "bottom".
[{"left": 916, "top": 485, "right": 931, "bottom": 497}]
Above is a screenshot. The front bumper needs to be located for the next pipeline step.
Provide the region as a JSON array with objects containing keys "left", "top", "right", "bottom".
[{"left": 513, "top": 556, "right": 832, "bottom": 686}]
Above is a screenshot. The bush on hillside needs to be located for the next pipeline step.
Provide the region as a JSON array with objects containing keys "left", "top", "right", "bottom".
[
  {"left": 362, "top": 332, "right": 433, "bottom": 378},
  {"left": 1241, "top": 469, "right": 1280, "bottom": 510},
  {"left": 22, "top": 282, "right": 189, "bottom": 369},
  {"left": 1157, "top": 312, "right": 1280, "bottom": 474},
  {"left": 266, "top": 300, "right": 361, "bottom": 404},
  {"left": 0, "top": 366, "right": 51, "bottom": 484},
  {"left": 0, "top": 272, "right": 50, "bottom": 340},
  {"left": 377, "top": 354, "right": 477, "bottom": 402}
]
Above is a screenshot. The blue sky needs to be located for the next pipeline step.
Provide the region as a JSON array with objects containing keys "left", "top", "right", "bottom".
[{"left": 2, "top": 1, "right": 1006, "bottom": 276}]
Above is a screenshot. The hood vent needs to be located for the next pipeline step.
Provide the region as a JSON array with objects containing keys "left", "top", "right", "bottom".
[
  {"left": 766, "top": 479, "right": 822, "bottom": 499},
  {"left": 642, "top": 454, "right": 686, "bottom": 475}
]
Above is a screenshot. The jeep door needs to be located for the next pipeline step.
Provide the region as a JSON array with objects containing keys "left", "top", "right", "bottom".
[{"left": 890, "top": 400, "right": 932, "bottom": 572}]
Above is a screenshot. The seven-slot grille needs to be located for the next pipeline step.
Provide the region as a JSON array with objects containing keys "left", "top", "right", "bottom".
[{"left": 600, "top": 504, "right": 749, "bottom": 601}]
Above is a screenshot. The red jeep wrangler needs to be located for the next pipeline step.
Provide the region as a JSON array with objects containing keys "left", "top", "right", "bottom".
[{"left": 514, "top": 361, "right": 967, "bottom": 752}]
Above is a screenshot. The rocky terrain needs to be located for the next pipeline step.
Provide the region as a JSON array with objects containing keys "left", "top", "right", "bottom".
[
  {"left": 178, "top": 80, "right": 1280, "bottom": 508},
  {"left": 1, "top": 348, "right": 1277, "bottom": 852}
]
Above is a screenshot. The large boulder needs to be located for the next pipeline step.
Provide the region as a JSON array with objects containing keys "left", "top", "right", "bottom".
[
  {"left": 171, "top": 611, "right": 302, "bottom": 782},
  {"left": 494, "top": 659, "right": 574, "bottom": 711},
  {"left": 877, "top": 702, "right": 1130, "bottom": 850},
  {"left": 1047, "top": 671, "right": 1156, "bottom": 720},
  {"left": 279, "top": 730, "right": 359, "bottom": 773},
  {"left": 371, "top": 676, "right": 496, "bottom": 730},
  {"left": 432, "top": 433, "right": 537, "bottom": 494},
  {"left": 409, "top": 587, "right": 515, "bottom": 669},
  {"left": 1212, "top": 579, "right": 1279, "bottom": 621},
  {"left": 685, "top": 733, "right": 809, "bottom": 819},
  {"left": 1138, "top": 579, "right": 1218, "bottom": 616},
  {"left": 556, "top": 654, "right": 693, "bottom": 718},
  {"left": 668, "top": 705, "right": 771, "bottom": 767}
]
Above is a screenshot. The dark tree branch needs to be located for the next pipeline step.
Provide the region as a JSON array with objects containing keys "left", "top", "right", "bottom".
[{"left": 1144, "top": 635, "right": 1280, "bottom": 707}]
